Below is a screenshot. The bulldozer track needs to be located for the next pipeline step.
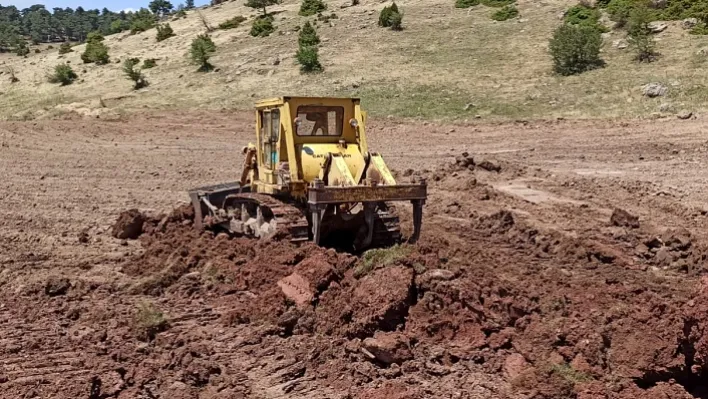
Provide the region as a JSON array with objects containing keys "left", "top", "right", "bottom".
[
  {"left": 224, "top": 193, "right": 310, "bottom": 244},
  {"left": 372, "top": 210, "right": 402, "bottom": 248}
]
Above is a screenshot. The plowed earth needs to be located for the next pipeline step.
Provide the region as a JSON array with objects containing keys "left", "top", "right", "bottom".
[{"left": 3, "top": 111, "right": 708, "bottom": 398}]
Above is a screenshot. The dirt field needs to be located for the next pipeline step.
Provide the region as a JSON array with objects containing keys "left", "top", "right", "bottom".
[{"left": 2, "top": 112, "right": 708, "bottom": 398}]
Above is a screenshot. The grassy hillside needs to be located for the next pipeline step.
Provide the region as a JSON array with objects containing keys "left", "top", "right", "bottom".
[{"left": 1, "top": 0, "right": 708, "bottom": 121}]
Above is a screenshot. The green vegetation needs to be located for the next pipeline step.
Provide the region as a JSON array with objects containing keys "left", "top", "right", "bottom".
[
  {"left": 379, "top": 2, "right": 403, "bottom": 30},
  {"left": 564, "top": 4, "right": 607, "bottom": 31},
  {"left": 134, "top": 302, "right": 169, "bottom": 341},
  {"left": 156, "top": 23, "right": 175, "bottom": 42},
  {"left": 549, "top": 24, "right": 604, "bottom": 76},
  {"left": 174, "top": 9, "right": 187, "bottom": 19},
  {"left": 143, "top": 58, "right": 158, "bottom": 68},
  {"left": 299, "top": 21, "right": 320, "bottom": 47},
  {"left": 130, "top": 8, "right": 157, "bottom": 34},
  {"left": 455, "top": 0, "right": 480, "bottom": 8},
  {"left": 15, "top": 39, "right": 29, "bottom": 56},
  {"left": 148, "top": 0, "right": 174, "bottom": 17},
  {"left": 246, "top": 0, "right": 281, "bottom": 16},
  {"left": 354, "top": 245, "right": 412, "bottom": 278},
  {"left": 190, "top": 34, "right": 216, "bottom": 71},
  {"left": 627, "top": 3, "right": 657, "bottom": 62},
  {"left": 218, "top": 15, "right": 247, "bottom": 29},
  {"left": 491, "top": 5, "right": 518, "bottom": 21},
  {"left": 123, "top": 58, "right": 149, "bottom": 89},
  {"left": 549, "top": 363, "right": 593, "bottom": 384},
  {"left": 48, "top": 64, "right": 77, "bottom": 86},
  {"left": 300, "top": 0, "right": 327, "bottom": 16},
  {"left": 81, "top": 32, "right": 110, "bottom": 64},
  {"left": 58, "top": 42, "right": 73, "bottom": 54},
  {"left": 250, "top": 15, "right": 275, "bottom": 37},
  {"left": 481, "top": 0, "right": 514, "bottom": 6},
  {"left": 296, "top": 45, "right": 323, "bottom": 72},
  {"left": 317, "top": 12, "right": 339, "bottom": 22}
]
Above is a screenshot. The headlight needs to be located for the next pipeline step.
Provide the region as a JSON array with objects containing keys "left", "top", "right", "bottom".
[{"left": 349, "top": 118, "right": 359, "bottom": 128}]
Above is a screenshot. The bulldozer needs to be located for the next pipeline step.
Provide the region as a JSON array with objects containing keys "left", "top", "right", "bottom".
[{"left": 188, "top": 97, "right": 427, "bottom": 250}]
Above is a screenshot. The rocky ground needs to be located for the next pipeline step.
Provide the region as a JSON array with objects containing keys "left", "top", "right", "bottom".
[{"left": 2, "top": 112, "right": 708, "bottom": 398}]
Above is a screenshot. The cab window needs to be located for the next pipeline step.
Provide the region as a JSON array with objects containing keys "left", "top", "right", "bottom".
[{"left": 295, "top": 106, "right": 343, "bottom": 136}]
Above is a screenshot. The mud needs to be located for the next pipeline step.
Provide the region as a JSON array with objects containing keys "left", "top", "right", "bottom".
[{"left": 4, "top": 114, "right": 708, "bottom": 398}]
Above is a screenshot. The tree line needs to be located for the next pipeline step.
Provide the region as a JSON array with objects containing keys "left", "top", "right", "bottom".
[{"left": 0, "top": 0, "right": 194, "bottom": 52}]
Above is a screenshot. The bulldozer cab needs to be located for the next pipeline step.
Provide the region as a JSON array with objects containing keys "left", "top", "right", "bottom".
[{"left": 253, "top": 97, "right": 369, "bottom": 197}]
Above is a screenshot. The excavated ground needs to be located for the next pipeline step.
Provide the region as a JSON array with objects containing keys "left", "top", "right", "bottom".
[{"left": 3, "top": 112, "right": 708, "bottom": 398}]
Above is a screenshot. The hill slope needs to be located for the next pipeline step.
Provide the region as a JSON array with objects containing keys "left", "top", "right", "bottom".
[{"left": 1, "top": 0, "right": 707, "bottom": 120}]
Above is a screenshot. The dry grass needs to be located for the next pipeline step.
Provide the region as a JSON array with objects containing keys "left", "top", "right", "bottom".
[{"left": 1, "top": 0, "right": 708, "bottom": 120}]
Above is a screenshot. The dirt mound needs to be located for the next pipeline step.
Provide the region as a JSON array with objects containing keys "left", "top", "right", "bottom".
[{"left": 111, "top": 209, "right": 145, "bottom": 239}]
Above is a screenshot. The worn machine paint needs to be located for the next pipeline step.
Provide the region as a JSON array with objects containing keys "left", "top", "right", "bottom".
[{"left": 188, "top": 97, "right": 427, "bottom": 250}]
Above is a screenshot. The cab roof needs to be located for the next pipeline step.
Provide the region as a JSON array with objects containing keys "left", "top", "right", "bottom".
[{"left": 255, "top": 96, "right": 361, "bottom": 108}]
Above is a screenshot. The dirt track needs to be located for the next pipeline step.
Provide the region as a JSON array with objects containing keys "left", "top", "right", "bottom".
[{"left": 2, "top": 112, "right": 708, "bottom": 398}]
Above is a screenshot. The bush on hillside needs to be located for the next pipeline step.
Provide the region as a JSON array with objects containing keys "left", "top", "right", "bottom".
[
  {"left": 549, "top": 23, "right": 604, "bottom": 76},
  {"left": 143, "top": 58, "right": 158, "bottom": 68},
  {"left": 130, "top": 9, "right": 157, "bottom": 34},
  {"left": 317, "top": 12, "right": 338, "bottom": 22},
  {"left": 455, "top": 0, "right": 480, "bottom": 8},
  {"left": 123, "top": 58, "right": 149, "bottom": 90},
  {"left": 190, "top": 34, "right": 216, "bottom": 71},
  {"left": 491, "top": 5, "right": 519, "bottom": 20},
  {"left": 481, "top": 0, "right": 514, "bottom": 7},
  {"left": 299, "top": 21, "right": 320, "bottom": 47},
  {"left": 245, "top": 0, "right": 281, "bottom": 16},
  {"left": 48, "top": 64, "right": 78, "bottom": 86},
  {"left": 156, "top": 23, "right": 175, "bottom": 42},
  {"left": 299, "top": 0, "right": 327, "bottom": 16},
  {"left": 174, "top": 9, "right": 187, "bottom": 19},
  {"left": 627, "top": 2, "right": 657, "bottom": 61},
  {"left": 379, "top": 2, "right": 403, "bottom": 29},
  {"left": 81, "top": 33, "right": 110, "bottom": 64},
  {"left": 15, "top": 40, "right": 29, "bottom": 57},
  {"left": 296, "top": 45, "right": 323, "bottom": 72},
  {"left": 564, "top": 4, "right": 607, "bottom": 31},
  {"left": 58, "top": 42, "right": 73, "bottom": 54},
  {"left": 250, "top": 15, "right": 275, "bottom": 37},
  {"left": 218, "top": 15, "right": 247, "bottom": 29}
]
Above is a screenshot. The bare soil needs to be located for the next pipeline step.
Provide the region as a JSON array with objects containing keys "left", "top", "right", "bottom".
[{"left": 2, "top": 112, "right": 708, "bottom": 398}]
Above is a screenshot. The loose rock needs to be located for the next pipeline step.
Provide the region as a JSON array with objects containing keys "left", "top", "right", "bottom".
[
  {"left": 361, "top": 332, "right": 413, "bottom": 365},
  {"left": 642, "top": 83, "right": 668, "bottom": 98},
  {"left": 610, "top": 208, "right": 640, "bottom": 229}
]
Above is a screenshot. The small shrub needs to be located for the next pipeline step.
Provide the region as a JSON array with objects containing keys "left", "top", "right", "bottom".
[
  {"left": 47, "top": 45, "right": 54, "bottom": 49},
  {"left": 174, "top": 9, "right": 187, "bottom": 19},
  {"left": 481, "top": 0, "right": 514, "bottom": 7},
  {"left": 606, "top": 0, "right": 641, "bottom": 27},
  {"left": 492, "top": 5, "right": 518, "bottom": 20},
  {"left": 354, "top": 245, "right": 412, "bottom": 278},
  {"left": 156, "top": 23, "right": 176, "bottom": 42},
  {"left": 123, "top": 58, "right": 149, "bottom": 89},
  {"left": 388, "top": 10, "right": 403, "bottom": 30},
  {"left": 48, "top": 64, "right": 78, "bottom": 86},
  {"left": 379, "top": 2, "right": 399, "bottom": 26},
  {"left": 379, "top": 2, "right": 403, "bottom": 29},
  {"left": 82, "top": 34, "right": 110, "bottom": 65},
  {"left": 130, "top": 9, "right": 157, "bottom": 34},
  {"left": 296, "top": 45, "right": 323, "bottom": 72},
  {"left": 317, "top": 12, "right": 339, "bottom": 22},
  {"left": 627, "top": 3, "right": 657, "bottom": 61},
  {"left": 300, "top": 0, "right": 327, "bottom": 16},
  {"left": 218, "top": 15, "right": 247, "bottom": 29},
  {"left": 250, "top": 15, "right": 276, "bottom": 37},
  {"left": 245, "top": 0, "right": 281, "bottom": 16},
  {"left": 6, "top": 66, "right": 18, "bottom": 83},
  {"left": 549, "top": 363, "right": 593, "bottom": 384},
  {"left": 455, "top": 0, "right": 480, "bottom": 8},
  {"left": 134, "top": 302, "right": 169, "bottom": 341},
  {"left": 299, "top": 21, "right": 320, "bottom": 47},
  {"left": 15, "top": 41, "right": 29, "bottom": 57},
  {"left": 564, "top": 4, "right": 606, "bottom": 31},
  {"left": 34, "top": 48, "right": 40, "bottom": 54},
  {"left": 190, "top": 34, "right": 216, "bottom": 71},
  {"left": 690, "top": 24, "right": 708, "bottom": 34},
  {"left": 549, "top": 23, "right": 604, "bottom": 76},
  {"left": 143, "top": 58, "right": 158, "bottom": 68},
  {"left": 59, "top": 42, "right": 73, "bottom": 54}
]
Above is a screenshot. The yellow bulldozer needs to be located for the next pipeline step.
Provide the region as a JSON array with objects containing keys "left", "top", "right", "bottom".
[{"left": 188, "top": 97, "right": 427, "bottom": 250}]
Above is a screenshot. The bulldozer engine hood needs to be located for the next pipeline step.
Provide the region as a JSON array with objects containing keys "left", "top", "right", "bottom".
[{"left": 299, "top": 144, "right": 365, "bottom": 185}]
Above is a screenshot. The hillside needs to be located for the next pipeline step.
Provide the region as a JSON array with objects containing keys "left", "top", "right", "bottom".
[{"left": 1, "top": 0, "right": 708, "bottom": 121}]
